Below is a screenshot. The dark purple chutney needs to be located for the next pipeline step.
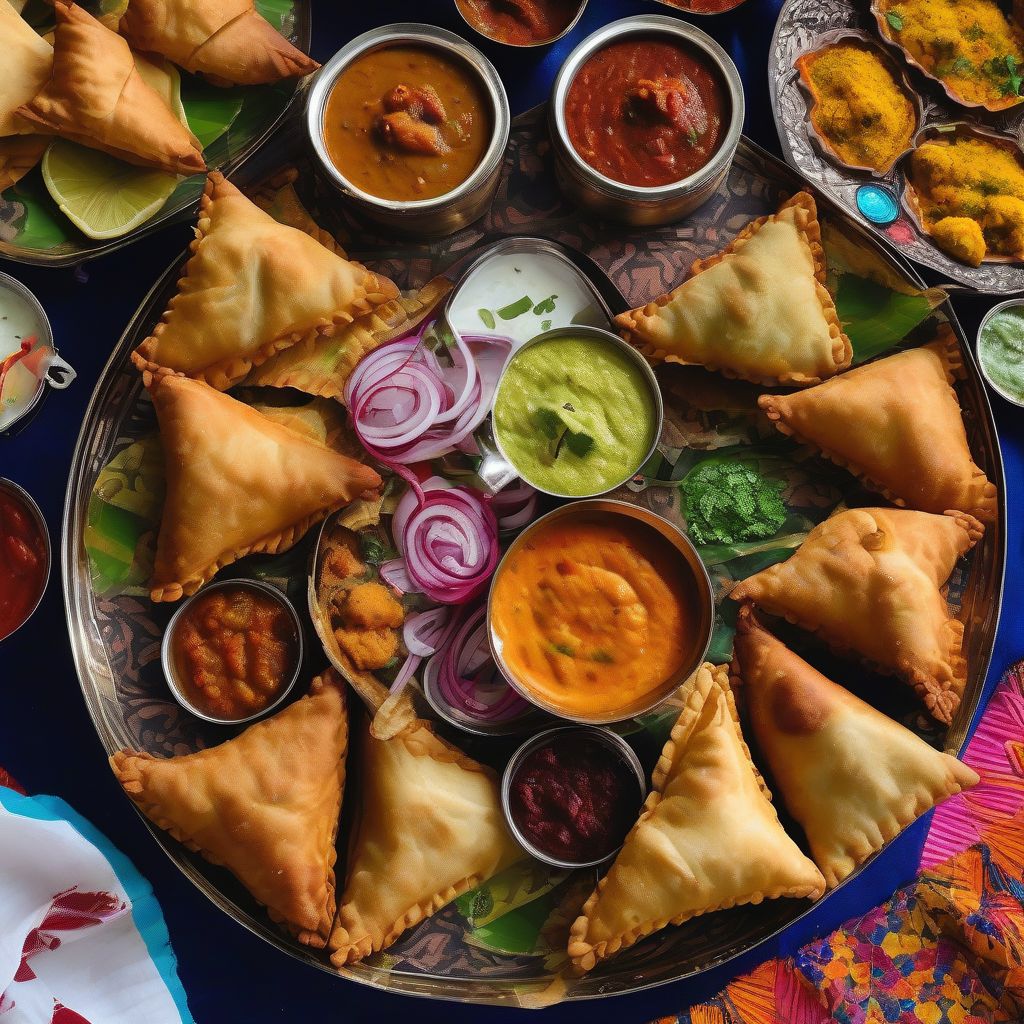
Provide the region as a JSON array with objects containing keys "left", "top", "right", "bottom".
[{"left": 508, "top": 730, "right": 642, "bottom": 864}]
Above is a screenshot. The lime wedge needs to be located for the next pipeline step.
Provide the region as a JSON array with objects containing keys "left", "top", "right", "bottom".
[
  {"left": 133, "top": 53, "right": 188, "bottom": 126},
  {"left": 41, "top": 141, "right": 179, "bottom": 240}
]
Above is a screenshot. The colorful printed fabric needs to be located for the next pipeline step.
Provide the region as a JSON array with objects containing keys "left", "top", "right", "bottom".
[
  {"left": 0, "top": 784, "right": 194, "bottom": 1024},
  {"left": 667, "top": 663, "right": 1024, "bottom": 1024}
]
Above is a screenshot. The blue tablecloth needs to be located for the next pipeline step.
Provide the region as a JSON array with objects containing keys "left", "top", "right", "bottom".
[{"left": 1, "top": 1, "right": 1021, "bottom": 1020}]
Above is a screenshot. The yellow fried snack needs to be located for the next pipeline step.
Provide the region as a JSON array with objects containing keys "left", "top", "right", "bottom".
[
  {"left": 330, "top": 717, "right": 522, "bottom": 965},
  {"left": 732, "top": 607, "right": 979, "bottom": 888},
  {"left": 147, "top": 374, "right": 381, "bottom": 602},
  {"left": 16, "top": 1, "right": 204, "bottom": 175},
  {"left": 119, "top": 0, "right": 319, "bottom": 86},
  {"left": 111, "top": 670, "right": 348, "bottom": 947},
  {"left": 616, "top": 192, "right": 852, "bottom": 386},
  {"left": 731, "top": 507, "right": 984, "bottom": 724},
  {"left": 759, "top": 331, "right": 996, "bottom": 521},
  {"left": 132, "top": 173, "right": 399, "bottom": 391},
  {"left": 567, "top": 664, "right": 824, "bottom": 972}
]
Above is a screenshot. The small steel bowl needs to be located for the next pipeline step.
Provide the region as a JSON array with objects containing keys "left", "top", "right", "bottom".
[
  {"left": 306, "top": 23, "right": 511, "bottom": 239},
  {"left": 0, "top": 271, "right": 76, "bottom": 436},
  {"left": 977, "top": 298, "right": 1024, "bottom": 408},
  {"left": 452, "top": 0, "right": 588, "bottom": 49},
  {"left": 549, "top": 15, "right": 744, "bottom": 226},
  {"left": 489, "top": 325, "right": 664, "bottom": 500},
  {"left": 0, "top": 477, "right": 51, "bottom": 642},
  {"left": 501, "top": 724, "right": 647, "bottom": 869},
  {"left": 161, "top": 578, "right": 305, "bottom": 726},
  {"left": 487, "top": 499, "right": 715, "bottom": 725}
]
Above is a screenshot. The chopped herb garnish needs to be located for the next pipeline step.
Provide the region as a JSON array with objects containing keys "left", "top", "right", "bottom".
[
  {"left": 951, "top": 57, "right": 974, "bottom": 76},
  {"left": 359, "top": 534, "right": 387, "bottom": 565},
  {"left": 563, "top": 431, "right": 595, "bottom": 458},
  {"left": 964, "top": 22, "right": 985, "bottom": 42},
  {"left": 551, "top": 642, "right": 575, "bottom": 657},
  {"left": 681, "top": 460, "right": 786, "bottom": 546},
  {"left": 541, "top": 319, "right": 552, "bottom": 331},
  {"left": 886, "top": 11, "right": 903, "bottom": 30},
  {"left": 983, "top": 54, "right": 1023, "bottom": 96},
  {"left": 497, "top": 295, "right": 533, "bottom": 320},
  {"left": 532, "top": 294, "right": 557, "bottom": 315},
  {"left": 590, "top": 650, "right": 614, "bottom": 664},
  {"left": 535, "top": 407, "right": 562, "bottom": 439},
  {"left": 686, "top": 127, "right": 699, "bottom": 146},
  {"left": 478, "top": 308, "right": 496, "bottom": 329}
]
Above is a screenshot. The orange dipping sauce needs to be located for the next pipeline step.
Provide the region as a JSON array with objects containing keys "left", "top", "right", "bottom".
[
  {"left": 170, "top": 585, "right": 299, "bottom": 720},
  {"left": 490, "top": 515, "right": 701, "bottom": 719}
]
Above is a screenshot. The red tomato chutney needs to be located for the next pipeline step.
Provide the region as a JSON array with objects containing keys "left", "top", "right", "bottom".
[
  {"left": 170, "top": 585, "right": 299, "bottom": 720},
  {"left": 0, "top": 485, "right": 48, "bottom": 641},
  {"left": 564, "top": 36, "right": 728, "bottom": 188},
  {"left": 456, "top": 0, "right": 579, "bottom": 46},
  {"left": 508, "top": 730, "right": 642, "bottom": 864}
]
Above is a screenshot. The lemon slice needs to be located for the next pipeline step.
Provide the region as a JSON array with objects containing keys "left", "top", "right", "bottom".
[{"left": 41, "top": 141, "right": 180, "bottom": 240}]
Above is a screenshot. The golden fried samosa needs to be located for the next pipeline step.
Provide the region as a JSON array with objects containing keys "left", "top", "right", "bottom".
[
  {"left": 111, "top": 670, "right": 348, "bottom": 947},
  {"left": 732, "top": 607, "right": 978, "bottom": 888},
  {"left": 146, "top": 374, "right": 381, "bottom": 601},
  {"left": 119, "top": 0, "right": 319, "bottom": 86},
  {"left": 16, "top": 1, "right": 204, "bottom": 175}
]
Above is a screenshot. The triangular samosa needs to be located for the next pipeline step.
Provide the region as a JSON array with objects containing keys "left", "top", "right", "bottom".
[
  {"left": 110, "top": 670, "right": 349, "bottom": 947},
  {"left": 0, "top": 0, "right": 51, "bottom": 137},
  {"left": 330, "top": 717, "right": 522, "bottom": 965},
  {"left": 146, "top": 373, "right": 381, "bottom": 601},
  {"left": 615, "top": 192, "right": 852, "bottom": 386},
  {"left": 732, "top": 606, "right": 979, "bottom": 888},
  {"left": 119, "top": 0, "right": 319, "bottom": 87},
  {"left": 132, "top": 173, "right": 399, "bottom": 391},
  {"left": 568, "top": 664, "right": 824, "bottom": 972},
  {"left": 760, "top": 330, "right": 996, "bottom": 521},
  {"left": 731, "top": 507, "right": 984, "bottom": 724},
  {"left": 16, "top": 1, "right": 205, "bottom": 175}
]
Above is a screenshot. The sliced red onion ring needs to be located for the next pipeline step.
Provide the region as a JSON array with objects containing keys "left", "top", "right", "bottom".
[
  {"left": 403, "top": 605, "right": 452, "bottom": 657},
  {"left": 345, "top": 320, "right": 512, "bottom": 466},
  {"left": 491, "top": 479, "right": 539, "bottom": 532},
  {"left": 393, "top": 477, "right": 498, "bottom": 605},
  {"left": 423, "top": 601, "right": 531, "bottom": 724},
  {"left": 379, "top": 557, "right": 415, "bottom": 594}
]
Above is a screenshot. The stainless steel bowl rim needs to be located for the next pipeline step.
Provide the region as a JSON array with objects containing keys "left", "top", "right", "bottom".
[
  {"left": 159, "top": 577, "right": 305, "bottom": 726},
  {"left": 500, "top": 723, "right": 647, "bottom": 869},
  {"left": 487, "top": 498, "right": 716, "bottom": 725},
  {"left": 306, "top": 23, "right": 511, "bottom": 212},
  {"left": 550, "top": 15, "right": 745, "bottom": 201},
  {"left": 0, "top": 477, "right": 51, "bottom": 643},
  {"left": 976, "top": 297, "right": 1024, "bottom": 408},
  {"left": 490, "top": 324, "right": 664, "bottom": 499},
  {"left": 452, "top": 0, "right": 589, "bottom": 49}
]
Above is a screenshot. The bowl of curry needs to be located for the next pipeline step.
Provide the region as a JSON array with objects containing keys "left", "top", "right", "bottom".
[
  {"left": 549, "top": 15, "right": 744, "bottom": 226},
  {"left": 307, "top": 23, "right": 510, "bottom": 238},
  {"left": 453, "top": 0, "right": 588, "bottom": 48},
  {"left": 487, "top": 500, "right": 715, "bottom": 725},
  {"left": 161, "top": 578, "right": 304, "bottom": 725}
]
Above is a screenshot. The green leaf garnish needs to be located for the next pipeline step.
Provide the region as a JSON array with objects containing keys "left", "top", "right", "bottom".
[
  {"left": 359, "top": 534, "right": 387, "bottom": 565},
  {"left": 541, "top": 319, "right": 552, "bottom": 332},
  {"left": 497, "top": 295, "right": 533, "bottom": 320},
  {"left": 590, "top": 650, "right": 614, "bottom": 664},
  {"left": 564, "top": 431, "right": 595, "bottom": 458},
  {"left": 534, "top": 407, "right": 562, "bottom": 439},
  {"left": 886, "top": 11, "right": 903, "bottom": 30},
  {"left": 551, "top": 642, "right": 575, "bottom": 657},
  {"left": 686, "top": 127, "right": 699, "bottom": 146},
  {"left": 532, "top": 294, "right": 557, "bottom": 315},
  {"left": 478, "top": 308, "right": 496, "bottom": 330}
]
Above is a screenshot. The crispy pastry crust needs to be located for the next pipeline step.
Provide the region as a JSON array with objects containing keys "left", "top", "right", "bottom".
[
  {"left": 731, "top": 508, "right": 984, "bottom": 724},
  {"left": 110, "top": 671, "right": 348, "bottom": 947},
  {"left": 759, "top": 327, "right": 997, "bottom": 522},
  {"left": 131, "top": 173, "right": 398, "bottom": 391},
  {"left": 567, "top": 665, "right": 824, "bottom": 972},
  {"left": 616, "top": 192, "right": 852, "bottom": 386},
  {"left": 730, "top": 606, "right": 979, "bottom": 888}
]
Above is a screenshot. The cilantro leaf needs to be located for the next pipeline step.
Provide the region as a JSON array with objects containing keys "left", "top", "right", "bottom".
[
  {"left": 564, "top": 431, "right": 595, "bottom": 458},
  {"left": 534, "top": 407, "right": 562, "bottom": 439},
  {"left": 886, "top": 11, "right": 903, "bottom": 30}
]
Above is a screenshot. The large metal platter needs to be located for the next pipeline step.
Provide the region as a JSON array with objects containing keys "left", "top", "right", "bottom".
[
  {"left": 63, "top": 108, "right": 1005, "bottom": 1006},
  {"left": 0, "top": 0, "right": 311, "bottom": 268},
  {"left": 769, "top": 0, "right": 1024, "bottom": 294}
]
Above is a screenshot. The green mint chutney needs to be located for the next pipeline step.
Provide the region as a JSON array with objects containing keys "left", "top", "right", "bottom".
[
  {"left": 492, "top": 334, "right": 658, "bottom": 496},
  {"left": 979, "top": 305, "right": 1024, "bottom": 404}
]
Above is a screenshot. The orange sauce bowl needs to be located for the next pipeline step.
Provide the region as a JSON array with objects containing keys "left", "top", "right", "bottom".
[
  {"left": 160, "top": 578, "right": 304, "bottom": 725},
  {"left": 487, "top": 499, "right": 714, "bottom": 725}
]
